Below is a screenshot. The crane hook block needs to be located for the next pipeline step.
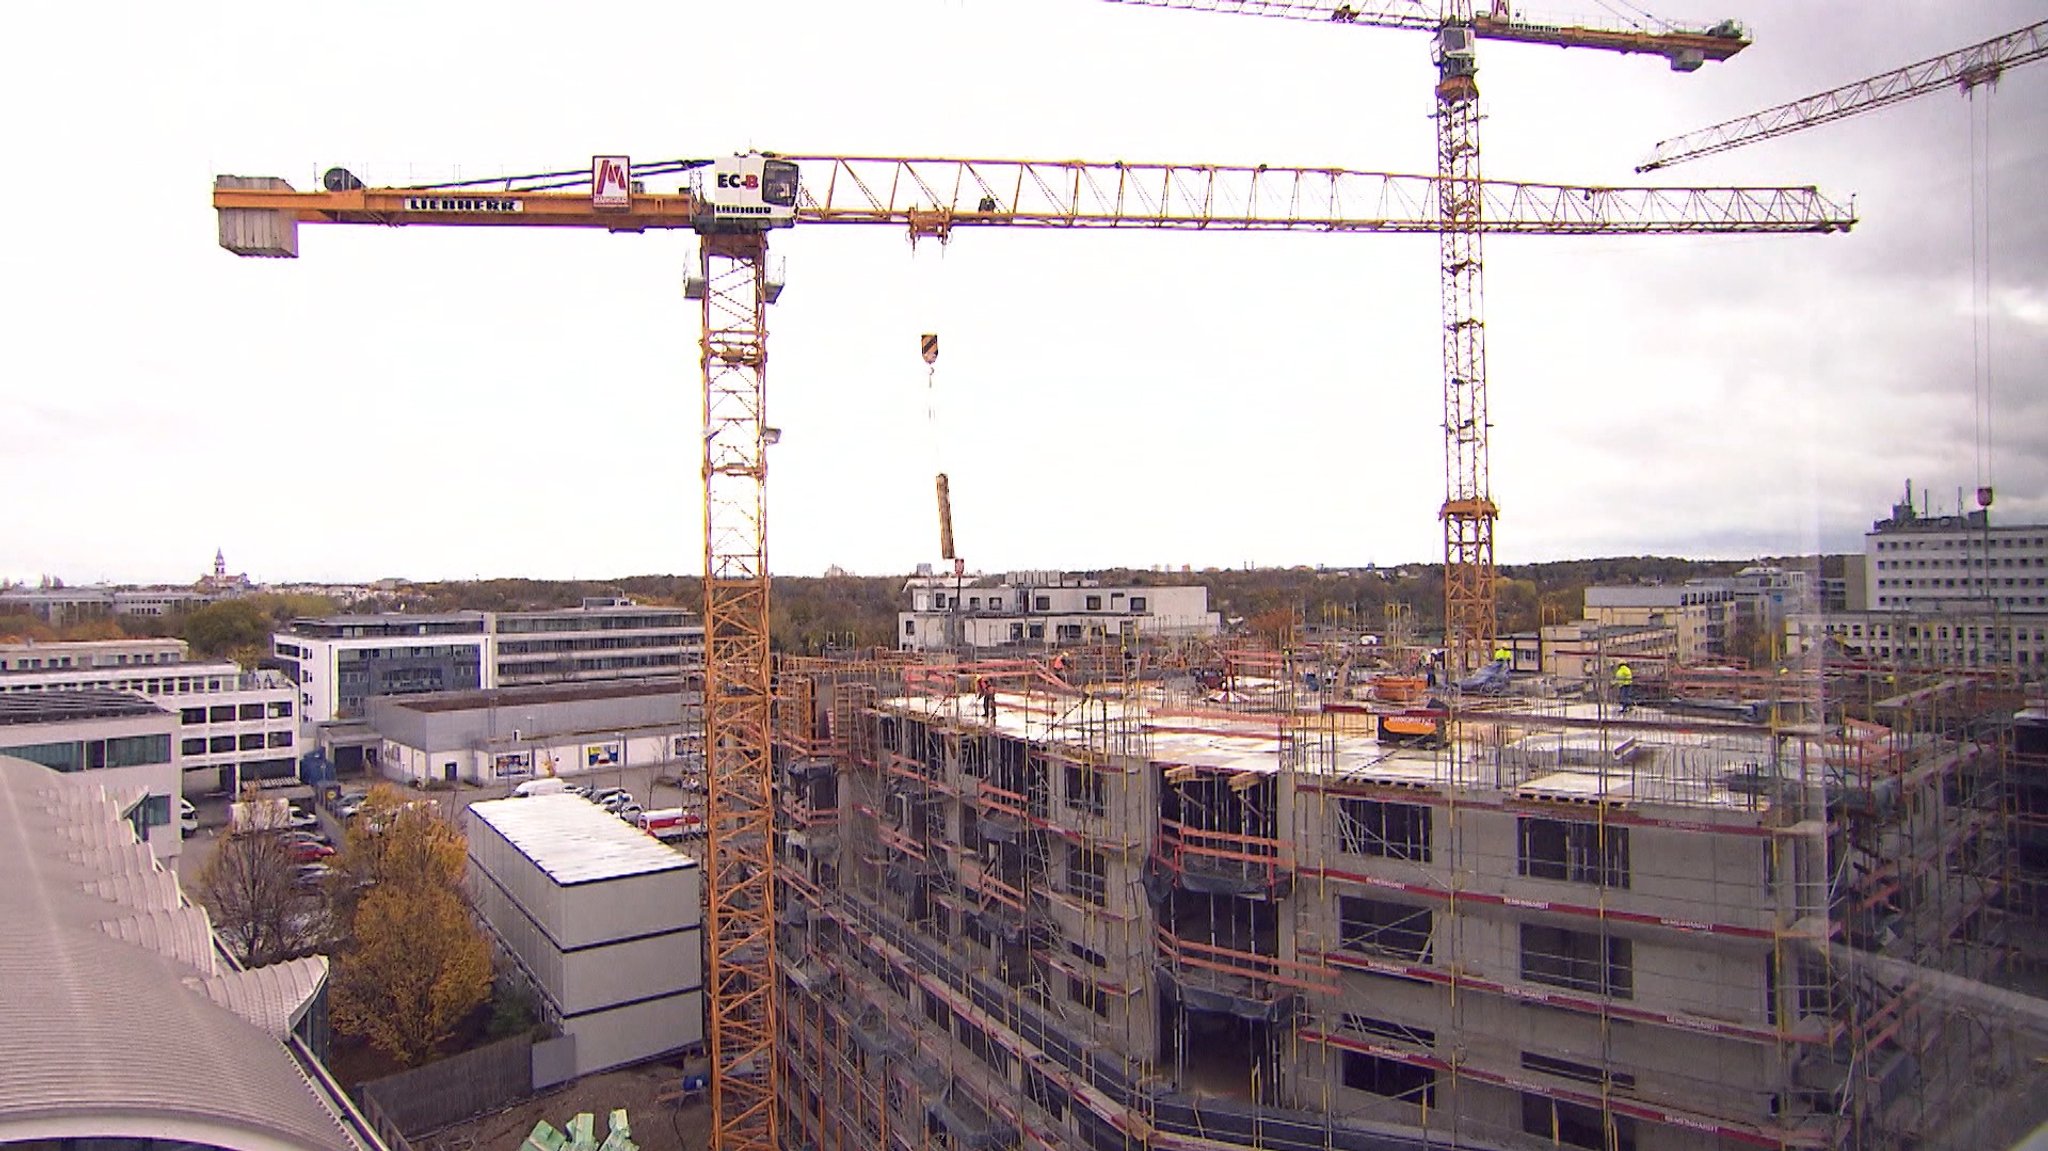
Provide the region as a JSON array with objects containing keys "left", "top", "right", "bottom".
[{"left": 921, "top": 333, "right": 939, "bottom": 365}]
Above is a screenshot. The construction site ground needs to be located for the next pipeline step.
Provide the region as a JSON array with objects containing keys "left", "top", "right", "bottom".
[{"left": 411, "top": 1061, "right": 711, "bottom": 1151}]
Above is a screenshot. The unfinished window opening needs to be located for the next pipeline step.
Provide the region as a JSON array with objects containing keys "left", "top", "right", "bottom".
[
  {"left": 1068, "top": 846, "right": 1107, "bottom": 906},
  {"left": 1065, "top": 762, "right": 1107, "bottom": 816},
  {"left": 1336, "top": 798, "right": 1432, "bottom": 862},
  {"left": 1521, "top": 1093, "right": 1637, "bottom": 1151},
  {"left": 1164, "top": 890, "right": 1277, "bottom": 956},
  {"left": 1519, "top": 817, "right": 1629, "bottom": 888},
  {"left": 1341, "top": 1051, "right": 1436, "bottom": 1106},
  {"left": 1521, "top": 924, "right": 1633, "bottom": 999},
  {"left": 1521, "top": 1051, "right": 1636, "bottom": 1091},
  {"left": 1338, "top": 895, "right": 1434, "bottom": 962},
  {"left": 1067, "top": 974, "right": 1108, "bottom": 1017},
  {"left": 1159, "top": 1004, "right": 1280, "bottom": 1106},
  {"left": 1341, "top": 1013, "right": 1436, "bottom": 1049}
]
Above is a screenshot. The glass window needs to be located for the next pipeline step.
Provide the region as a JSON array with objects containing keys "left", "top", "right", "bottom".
[
  {"left": 239, "top": 703, "right": 264, "bottom": 721},
  {"left": 106, "top": 734, "right": 171, "bottom": 768},
  {"left": 181, "top": 738, "right": 206, "bottom": 756}
]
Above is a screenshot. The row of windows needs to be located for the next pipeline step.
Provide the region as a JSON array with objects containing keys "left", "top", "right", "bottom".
[
  {"left": 180, "top": 701, "right": 293, "bottom": 724},
  {"left": 1835, "top": 622, "right": 2048, "bottom": 642},
  {"left": 0, "top": 650, "right": 181, "bottom": 671},
  {"left": 494, "top": 613, "right": 690, "bottom": 634},
  {"left": 496, "top": 635, "right": 694, "bottom": 655},
  {"left": 1875, "top": 594, "right": 2048, "bottom": 608},
  {"left": 1877, "top": 555, "right": 2039, "bottom": 569},
  {"left": 1, "top": 675, "right": 235, "bottom": 695},
  {"left": 180, "top": 731, "right": 294, "bottom": 755},
  {"left": 1, "top": 734, "right": 173, "bottom": 772},
  {"left": 1336, "top": 801, "right": 1629, "bottom": 890},
  {"left": 1877, "top": 535, "right": 2046, "bottom": 550},
  {"left": 1876, "top": 576, "right": 2047, "bottom": 588},
  {"left": 926, "top": 593, "right": 1151, "bottom": 613}
]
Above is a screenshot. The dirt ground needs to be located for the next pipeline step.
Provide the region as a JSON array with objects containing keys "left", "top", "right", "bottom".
[{"left": 410, "top": 1061, "right": 711, "bottom": 1151}]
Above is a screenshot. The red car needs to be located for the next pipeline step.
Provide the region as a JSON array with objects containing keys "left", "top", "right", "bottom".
[{"left": 289, "top": 840, "right": 336, "bottom": 863}]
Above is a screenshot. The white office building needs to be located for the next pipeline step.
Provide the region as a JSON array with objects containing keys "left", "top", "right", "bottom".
[
  {"left": 899, "top": 570, "right": 1220, "bottom": 652},
  {"left": 0, "top": 640, "right": 299, "bottom": 796},
  {"left": 1791, "top": 485, "right": 2048, "bottom": 672},
  {"left": 0, "top": 692, "right": 183, "bottom": 858},
  {"left": 491, "top": 598, "right": 704, "bottom": 687},
  {"left": 276, "top": 602, "right": 702, "bottom": 730}
]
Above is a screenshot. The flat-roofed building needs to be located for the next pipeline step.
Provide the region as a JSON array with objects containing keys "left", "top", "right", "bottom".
[
  {"left": 0, "top": 691, "right": 181, "bottom": 857},
  {"left": 273, "top": 613, "right": 492, "bottom": 726},
  {"left": 491, "top": 598, "right": 704, "bottom": 687},
  {"left": 466, "top": 794, "right": 703, "bottom": 1078},
  {"left": 1, "top": 640, "right": 298, "bottom": 796}
]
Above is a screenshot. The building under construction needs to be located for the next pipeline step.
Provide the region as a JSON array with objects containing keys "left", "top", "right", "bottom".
[{"left": 767, "top": 646, "right": 2047, "bottom": 1151}]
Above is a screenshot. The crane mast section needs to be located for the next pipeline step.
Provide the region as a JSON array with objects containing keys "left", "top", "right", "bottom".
[
  {"left": 1642, "top": 20, "right": 2048, "bottom": 170},
  {"left": 1100, "top": 0, "right": 1749, "bottom": 61}
]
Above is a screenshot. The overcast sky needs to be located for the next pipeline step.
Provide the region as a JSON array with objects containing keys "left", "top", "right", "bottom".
[{"left": 2, "top": 2, "right": 2041, "bottom": 586}]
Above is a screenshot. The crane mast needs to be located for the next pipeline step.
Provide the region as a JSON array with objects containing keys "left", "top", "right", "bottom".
[
  {"left": 211, "top": 150, "right": 1848, "bottom": 1151},
  {"left": 1100, "top": 0, "right": 1750, "bottom": 671},
  {"left": 1434, "top": 3, "right": 1496, "bottom": 676},
  {"left": 696, "top": 229, "right": 780, "bottom": 1151}
]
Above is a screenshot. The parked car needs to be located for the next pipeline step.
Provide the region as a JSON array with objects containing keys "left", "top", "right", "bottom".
[
  {"left": 178, "top": 798, "right": 199, "bottom": 838},
  {"left": 513, "top": 777, "right": 571, "bottom": 798},
  {"left": 566, "top": 784, "right": 595, "bottom": 799},
  {"left": 294, "top": 862, "right": 331, "bottom": 888},
  {"left": 284, "top": 829, "right": 333, "bottom": 849},
  {"left": 613, "top": 801, "right": 644, "bottom": 824},
  {"left": 289, "top": 840, "right": 337, "bottom": 863},
  {"left": 590, "top": 787, "right": 631, "bottom": 808},
  {"left": 284, "top": 804, "right": 319, "bottom": 831}
]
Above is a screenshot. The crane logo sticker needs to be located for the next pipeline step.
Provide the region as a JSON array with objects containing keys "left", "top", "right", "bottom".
[{"left": 592, "top": 155, "right": 631, "bottom": 210}]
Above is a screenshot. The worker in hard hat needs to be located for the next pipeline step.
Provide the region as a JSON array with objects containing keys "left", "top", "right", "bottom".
[
  {"left": 1493, "top": 646, "right": 1512, "bottom": 666},
  {"left": 975, "top": 675, "right": 997, "bottom": 721},
  {"left": 1613, "top": 662, "right": 1635, "bottom": 711}
]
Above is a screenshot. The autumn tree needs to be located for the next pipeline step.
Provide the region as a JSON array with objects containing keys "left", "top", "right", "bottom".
[
  {"left": 195, "top": 819, "right": 305, "bottom": 966},
  {"left": 329, "top": 786, "right": 491, "bottom": 1066},
  {"left": 182, "top": 599, "right": 274, "bottom": 659}
]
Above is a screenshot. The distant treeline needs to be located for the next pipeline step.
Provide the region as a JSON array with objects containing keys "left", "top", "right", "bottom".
[{"left": 0, "top": 556, "right": 1838, "bottom": 665}]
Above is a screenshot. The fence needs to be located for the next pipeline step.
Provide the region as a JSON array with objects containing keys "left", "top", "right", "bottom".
[{"left": 356, "top": 1035, "right": 536, "bottom": 1137}]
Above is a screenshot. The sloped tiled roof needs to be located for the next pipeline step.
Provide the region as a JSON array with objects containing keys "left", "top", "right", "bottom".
[{"left": 0, "top": 755, "right": 374, "bottom": 1151}]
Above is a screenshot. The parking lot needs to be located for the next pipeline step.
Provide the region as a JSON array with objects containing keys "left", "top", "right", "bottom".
[{"left": 176, "top": 758, "right": 705, "bottom": 892}]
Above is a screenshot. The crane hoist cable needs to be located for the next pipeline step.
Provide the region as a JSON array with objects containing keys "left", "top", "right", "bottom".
[{"left": 1968, "top": 82, "right": 1996, "bottom": 510}]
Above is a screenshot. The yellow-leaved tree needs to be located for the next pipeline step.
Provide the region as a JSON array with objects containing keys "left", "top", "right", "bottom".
[{"left": 329, "top": 786, "right": 491, "bottom": 1066}]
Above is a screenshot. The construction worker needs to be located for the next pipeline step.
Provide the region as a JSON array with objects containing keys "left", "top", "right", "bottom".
[
  {"left": 1051, "top": 652, "right": 1069, "bottom": 684},
  {"left": 1613, "top": 662, "right": 1635, "bottom": 711},
  {"left": 1493, "top": 645, "right": 1512, "bottom": 666},
  {"left": 976, "top": 675, "right": 997, "bottom": 721}
]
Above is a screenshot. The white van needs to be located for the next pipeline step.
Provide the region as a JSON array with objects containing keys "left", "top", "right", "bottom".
[
  {"left": 179, "top": 797, "right": 199, "bottom": 837},
  {"left": 512, "top": 777, "right": 571, "bottom": 798}
]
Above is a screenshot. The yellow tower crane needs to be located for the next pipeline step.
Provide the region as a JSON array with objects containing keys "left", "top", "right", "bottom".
[
  {"left": 1100, "top": 0, "right": 1756, "bottom": 671},
  {"left": 212, "top": 151, "right": 1852, "bottom": 1151}
]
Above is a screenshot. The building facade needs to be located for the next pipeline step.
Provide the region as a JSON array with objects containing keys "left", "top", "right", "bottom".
[
  {"left": 1864, "top": 487, "right": 2048, "bottom": 615},
  {"left": 899, "top": 571, "right": 1220, "bottom": 653},
  {"left": 1582, "top": 585, "right": 1735, "bottom": 664},
  {"left": 1792, "top": 489, "right": 2048, "bottom": 672},
  {"left": 363, "top": 679, "right": 700, "bottom": 787},
  {"left": 0, "top": 692, "right": 182, "bottom": 858},
  {"left": 0, "top": 640, "right": 298, "bottom": 795},
  {"left": 767, "top": 665, "right": 2014, "bottom": 1151},
  {"left": 492, "top": 598, "right": 704, "bottom": 687},
  {"left": 277, "top": 603, "right": 704, "bottom": 729},
  {"left": 274, "top": 614, "right": 492, "bottom": 726}
]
